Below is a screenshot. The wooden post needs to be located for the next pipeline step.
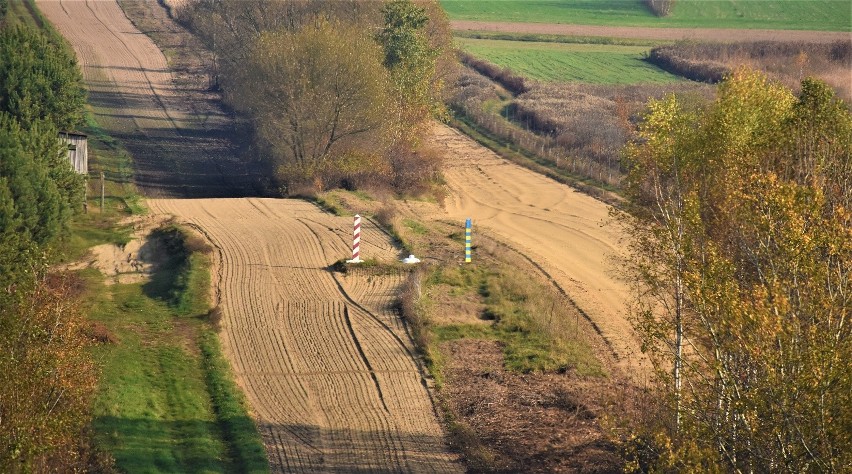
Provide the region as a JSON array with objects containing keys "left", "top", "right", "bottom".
[{"left": 100, "top": 171, "right": 105, "bottom": 212}]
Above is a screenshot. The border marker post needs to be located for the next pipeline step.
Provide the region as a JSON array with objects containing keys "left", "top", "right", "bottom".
[
  {"left": 465, "top": 218, "right": 472, "bottom": 263},
  {"left": 346, "top": 214, "right": 363, "bottom": 264}
]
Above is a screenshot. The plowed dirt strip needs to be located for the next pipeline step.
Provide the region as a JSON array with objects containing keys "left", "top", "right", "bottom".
[
  {"left": 430, "top": 124, "right": 648, "bottom": 377},
  {"left": 36, "top": 0, "right": 261, "bottom": 197},
  {"left": 148, "top": 198, "right": 461, "bottom": 473},
  {"left": 451, "top": 20, "right": 852, "bottom": 43}
]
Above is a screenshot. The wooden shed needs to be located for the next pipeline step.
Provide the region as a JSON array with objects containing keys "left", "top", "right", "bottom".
[{"left": 59, "top": 131, "right": 88, "bottom": 175}]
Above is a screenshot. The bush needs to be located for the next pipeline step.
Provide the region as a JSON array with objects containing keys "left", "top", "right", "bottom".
[{"left": 644, "top": 0, "right": 676, "bottom": 17}]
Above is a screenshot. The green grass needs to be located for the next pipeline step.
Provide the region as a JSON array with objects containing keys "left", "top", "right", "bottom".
[
  {"left": 80, "top": 228, "right": 269, "bottom": 473},
  {"left": 86, "top": 273, "right": 229, "bottom": 473},
  {"left": 457, "top": 37, "right": 682, "bottom": 83},
  {"left": 425, "top": 263, "right": 604, "bottom": 377},
  {"left": 441, "top": 0, "right": 852, "bottom": 32},
  {"left": 402, "top": 218, "right": 428, "bottom": 236},
  {"left": 3, "top": 0, "right": 39, "bottom": 28},
  {"left": 199, "top": 331, "right": 269, "bottom": 474}
]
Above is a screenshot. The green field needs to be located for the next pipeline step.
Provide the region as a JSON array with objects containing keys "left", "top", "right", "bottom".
[
  {"left": 441, "top": 0, "right": 852, "bottom": 32},
  {"left": 457, "top": 37, "right": 683, "bottom": 83}
]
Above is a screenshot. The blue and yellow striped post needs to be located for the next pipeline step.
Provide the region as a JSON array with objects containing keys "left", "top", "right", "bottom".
[{"left": 465, "top": 218, "right": 472, "bottom": 263}]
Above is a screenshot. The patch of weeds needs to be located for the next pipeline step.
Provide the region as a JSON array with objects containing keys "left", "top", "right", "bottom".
[
  {"left": 427, "top": 264, "right": 487, "bottom": 295},
  {"left": 64, "top": 213, "right": 133, "bottom": 261},
  {"left": 312, "top": 195, "right": 345, "bottom": 216},
  {"left": 402, "top": 218, "right": 428, "bottom": 235},
  {"left": 422, "top": 261, "right": 605, "bottom": 376},
  {"left": 330, "top": 258, "right": 404, "bottom": 276},
  {"left": 349, "top": 189, "right": 374, "bottom": 201},
  {"left": 144, "top": 225, "right": 211, "bottom": 317}
]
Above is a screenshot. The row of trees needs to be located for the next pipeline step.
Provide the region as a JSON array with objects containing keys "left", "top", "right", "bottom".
[
  {"left": 181, "top": 0, "right": 453, "bottom": 195},
  {"left": 619, "top": 68, "right": 850, "bottom": 471},
  {"left": 0, "top": 22, "right": 96, "bottom": 471}
]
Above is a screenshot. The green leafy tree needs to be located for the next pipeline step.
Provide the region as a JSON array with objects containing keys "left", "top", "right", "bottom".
[
  {"left": 226, "top": 21, "right": 393, "bottom": 190},
  {"left": 377, "top": 0, "right": 447, "bottom": 129},
  {"left": 619, "top": 68, "right": 851, "bottom": 472}
]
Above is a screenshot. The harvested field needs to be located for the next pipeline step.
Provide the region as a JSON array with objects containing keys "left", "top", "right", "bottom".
[
  {"left": 36, "top": 0, "right": 264, "bottom": 197},
  {"left": 452, "top": 21, "right": 852, "bottom": 43},
  {"left": 428, "top": 123, "right": 649, "bottom": 378},
  {"left": 149, "top": 198, "right": 461, "bottom": 473}
]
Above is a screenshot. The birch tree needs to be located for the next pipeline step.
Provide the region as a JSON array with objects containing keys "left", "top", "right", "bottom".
[{"left": 620, "top": 68, "right": 851, "bottom": 472}]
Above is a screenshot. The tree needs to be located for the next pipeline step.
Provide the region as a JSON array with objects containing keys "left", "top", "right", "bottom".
[
  {"left": 226, "top": 21, "right": 394, "bottom": 190},
  {"left": 0, "top": 273, "right": 97, "bottom": 472},
  {"left": 0, "top": 26, "right": 85, "bottom": 130},
  {"left": 377, "top": 0, "right": 449, "bottom": 131},
  {"left": 619, "top": 68, "right": 851, "bottom": 471}
]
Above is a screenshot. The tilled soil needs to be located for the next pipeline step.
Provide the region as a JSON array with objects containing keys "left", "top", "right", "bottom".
[
  {"left": 37, "top": 0, "right": 265, "bottom": 197},
  {"left": 451, "top": 20, "right": 852, "bottom": 43},
  {"left": 149, "top": 198, "right": 462, "bottom": 473}
]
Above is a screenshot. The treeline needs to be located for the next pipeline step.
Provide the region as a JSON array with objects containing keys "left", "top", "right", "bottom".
[
  {"left": 458, "top": 50, "right": 528, "bottom": 95},
  {"left": 177, "top": 0, "right": 454, "bottom": 196},
  {"left": 448, "top": 63, "right": 714, "bottom": 188},
  {"left": 619, "top": 69, "right": 851, "bottom": 471},
  {"left": 648, "top": 40, "right": 852, "bottom": 100},
  {"left": 0, "top": 16, "right": 96, "bottom": 472}
]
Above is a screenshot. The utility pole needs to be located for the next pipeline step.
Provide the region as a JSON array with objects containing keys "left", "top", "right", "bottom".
[{"left": 100, "top": 171, "right": 105, "bottom": 212}]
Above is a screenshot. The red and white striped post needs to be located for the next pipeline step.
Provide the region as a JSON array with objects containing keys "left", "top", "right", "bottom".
[{"left": 346, "top": 214, "right": 363, "bottom": 263}]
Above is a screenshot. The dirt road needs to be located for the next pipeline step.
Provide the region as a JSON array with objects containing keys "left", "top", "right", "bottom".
[
  {"left": 429, "top": 124, "right": 647, "bottom": 376},
  {"left": 149, "top": 198, "right": 461, "bottom": 473},
  {"left": 452, "top": 20, "right": 852, "bottom": 43},
  {"left": 36, "top": 0, "right": 262, "bottom": 197},
  {"left": 41, "top": 1, "right": 459, "bottom": 470}
]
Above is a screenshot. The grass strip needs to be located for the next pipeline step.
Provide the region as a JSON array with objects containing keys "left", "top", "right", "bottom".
[{"left": 199, "top": 331, "right": 269, "bottom": 473}]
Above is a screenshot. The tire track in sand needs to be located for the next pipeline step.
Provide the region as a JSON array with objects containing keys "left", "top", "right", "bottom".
[{"left": 149, "top": 198, "right": 461, "bottom": 473}]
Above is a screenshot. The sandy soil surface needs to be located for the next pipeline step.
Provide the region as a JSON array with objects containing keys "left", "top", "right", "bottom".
[
  {"left": 36, "top": 0, "right": 263, "bottom": 197},
  {"left": 452, "top": 20, "right": 852, "bottom": 43},
  {"left": 427, "top": 124, "right": 649, "bottom": 379},
  {"left": 149, "top": 198, "right": 461, "bottom": 473}
]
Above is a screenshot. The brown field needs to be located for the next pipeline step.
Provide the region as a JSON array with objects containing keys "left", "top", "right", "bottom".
[
  {"left": 452, "top": 20, "right": 852, "bottom": 43},
  {"left": 148, "top": 199, "right": 461, "bottom": 472}
]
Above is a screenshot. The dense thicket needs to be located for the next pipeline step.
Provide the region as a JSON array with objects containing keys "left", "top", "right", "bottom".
[
  {"left": 458, "top": 51, "right": 528, "bottom": 95},
  {"left": 648, "top": 40, "right": 852, "bottom": 101},
  {"left": 0, "top": 17, "right": 94, "bottom": 472},
  {"left": 619, "top": 69, "right": 851, "bottom": 472},
  {"left": 181, "top": 0, "right": 452, "bottom": 195}
]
